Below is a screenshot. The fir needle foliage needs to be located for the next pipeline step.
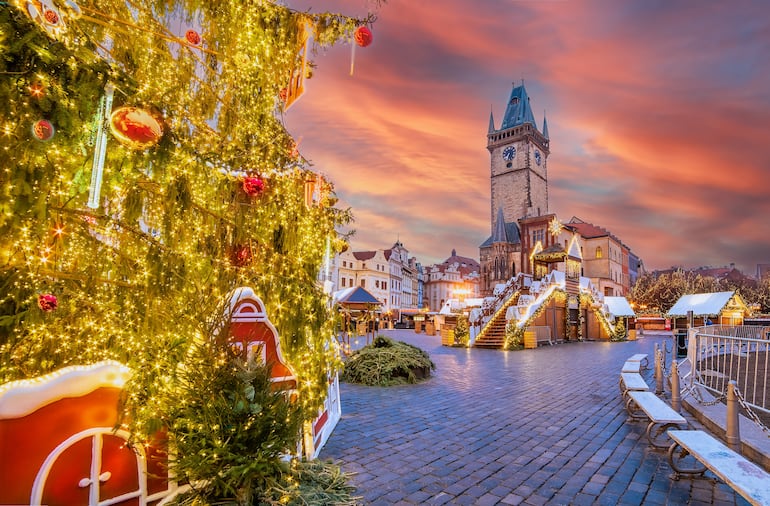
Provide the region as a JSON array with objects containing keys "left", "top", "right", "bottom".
[
  {"left": 341, "top": 336, "right": 435, "bottom": 386},
  {"left": 1, "top": 0, "right": 378, "bottom": 503},
  {"left": 0, "top": 0, "right": 370, "bottom": 411}
]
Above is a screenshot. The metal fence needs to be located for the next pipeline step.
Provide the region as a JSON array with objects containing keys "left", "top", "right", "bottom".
[{"left": 688, "top": 325, "right": 770, "bottom": 415}]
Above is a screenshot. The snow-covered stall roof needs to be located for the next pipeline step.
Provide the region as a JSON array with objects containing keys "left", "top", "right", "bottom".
[
  {"left": 666, "top": 291, "right": 740, "bottom": 317},
  {"left": 604, "top": 296, "right": 635, "bottom": 317}
]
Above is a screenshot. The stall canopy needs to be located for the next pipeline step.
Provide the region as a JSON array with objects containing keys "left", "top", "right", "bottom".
[
  {"left": 604, "top": 296, "right": 636, "bottom": 317},
  {"left": 667, "top": 291, "right": 747, "bottom": 317},
  {"left": 332, "top": 286, "right": 382, "bottom": 309}
]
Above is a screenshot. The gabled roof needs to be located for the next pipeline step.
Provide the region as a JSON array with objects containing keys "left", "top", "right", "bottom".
[
  {"left": 541, "top": 243, "right": 565, "bottom": 255},
  {"left": 353, "top": 251, "right": 376, "bottom": 261},
  {"left": 604, "top": 296, "right": 635, "bottom": 317},
  {"left": 333, "top": 286, "right": 382, "bottom": 305},
  {"left": 500, "top": 83, "right": 537, "bottom": 130},
  {"left": 565, "top": 220, "right": 609, "bottom": 239},
  {"left": 443, "top": 249, "right": 480, "bottom": 271},
  {"left": 667, "top": 291, "right": 746, "bottom": 317},
  {"left": 566, "top": 217, "right": 630, "bottom": 251},
  {"left": 567, "top": 236, "right": 582, "bottom": 260}
]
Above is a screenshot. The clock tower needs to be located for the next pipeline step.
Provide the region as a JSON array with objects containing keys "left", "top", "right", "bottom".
[{"left": 487, "top": 82, "right": 550, "bottom": 228}]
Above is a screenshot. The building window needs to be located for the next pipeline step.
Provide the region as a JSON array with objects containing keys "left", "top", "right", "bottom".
[
  {"left": 383, "top": 282, "right": 387, "bottom": 290},
  {"left": 595, "top": 246, "right": 603, "bottom": 259},
  {"left": 360, "top": 280, "right": 365, "bottom": 288},
  {"left": 341, "top": 278, "right": 346, "bottom": 287},
  {"left": 375, "top": 280, "right": 380, "bottom": 288}
]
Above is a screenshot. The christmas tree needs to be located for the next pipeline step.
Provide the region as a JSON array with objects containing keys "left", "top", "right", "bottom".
[{"left": 0, "top": 1, "right": 374, "bottom": 502}]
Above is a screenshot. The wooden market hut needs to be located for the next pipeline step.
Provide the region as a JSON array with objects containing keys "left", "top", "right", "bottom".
[
  {"left": 333, "top": 286, "right": 383, "bottom": 344},
  {"left": 604, "top": 296, "right": 636, "bottom": 338},
  {"left": 666, "top": 291, "right": 751, "bottom": 328}
]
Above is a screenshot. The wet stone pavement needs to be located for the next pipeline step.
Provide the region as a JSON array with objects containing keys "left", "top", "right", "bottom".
[{"left": 318, "top": 330, "right": 750, "bottom": 505}]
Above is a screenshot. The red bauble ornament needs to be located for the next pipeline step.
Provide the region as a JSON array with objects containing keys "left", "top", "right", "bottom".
[
  {"left": 242, "top": 176, "right": 265, "bottom": 197},
  {"left": 37, "top": 293, "right": 58, "bottom": 312},
  {"left": 43, "top": 8, "right": 59, "bottom": 25},
  {"left": 354, "top": 26, "right": 373, "bottom": 47},
  {"left": 109, "top": 106, "right": 164, "bottom": 149},
  {"left": 230, "top": 244, "right": 252, "bottom": 267},
  {"left": 32, "top": 119, "right": 55, "bottom": 141},
  {"left": 185, "top": 29, "right": 201, "bottom": 46}
]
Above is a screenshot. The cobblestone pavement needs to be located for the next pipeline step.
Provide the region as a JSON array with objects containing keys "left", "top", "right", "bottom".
[{"left": 319, "top": 330, "right": 750, "bottom": 505}]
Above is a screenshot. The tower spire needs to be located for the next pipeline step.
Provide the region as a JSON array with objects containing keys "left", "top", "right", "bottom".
[
  {"left": 488, "top": 106, "right": 495, "bottom": 134},
  {"left": 501, "top": 81, "right": 536, "bottom": 130},
  {"left": 493, "top": 207, "right": 507, "bottom": 242},
  {"left": 542, "top": 111, "right": 549, "bottom": 139}
]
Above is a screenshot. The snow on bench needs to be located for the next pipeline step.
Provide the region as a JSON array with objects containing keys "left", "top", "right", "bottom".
[
  {"left": 619, "top": 372, "right": 649, "bottom": 400},
  {"left": 622, "top": 360, "right": 641, "bottom": 373},
  {"left": 627, "top": 353, "right": 649, "bottom": 369},
  {"left": 627, "top": 391, "right": 686, "bottom": 448},
  {"left": 668, "top": 429, "right": 770, "bottom": 506}
]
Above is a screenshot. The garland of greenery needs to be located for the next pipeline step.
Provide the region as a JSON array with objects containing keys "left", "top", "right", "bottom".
[
  {"left": 504, "top": 289, "right": 559, "bottom": 350},
  {"left": 476, "top": 290, "right": 519, "bottom": 343},
  {"left": 581, "top": 293, "right": 621, "bottom": 341}
]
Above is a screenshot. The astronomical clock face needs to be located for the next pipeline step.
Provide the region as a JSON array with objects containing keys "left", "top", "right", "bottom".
[
  {"left": 502, "top": 145, "right": 516, "bottom": 161},
  {"left": 534, "top": 149, "right": 542, "bottom": 166}
]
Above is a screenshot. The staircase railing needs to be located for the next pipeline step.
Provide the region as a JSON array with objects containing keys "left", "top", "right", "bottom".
[
  {"left": 474, "top": 274, "right": 529, "bottom": 343},
  {"left": 474, "top": 294, "right": 519, "bottom": 344}
]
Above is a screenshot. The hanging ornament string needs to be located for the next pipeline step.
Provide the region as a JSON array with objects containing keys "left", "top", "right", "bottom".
[
  {"left": 88, "top": 83, "right": 114, "bottom": 209},
  {"left": 349, "top": 41, "right": 355, "bottom": 77}
]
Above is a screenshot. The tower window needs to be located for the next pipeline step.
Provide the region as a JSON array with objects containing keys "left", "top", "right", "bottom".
[
  {"left": 595, "top": 246, "right": 603, "bottom": 259},
  {"left": 511, "top": 97, "right": 519, "bottom": 105}
]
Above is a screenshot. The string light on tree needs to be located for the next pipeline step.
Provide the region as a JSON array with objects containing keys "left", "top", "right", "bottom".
[{"left": 0, "top": 1, "right": 379, "bottom": 502}]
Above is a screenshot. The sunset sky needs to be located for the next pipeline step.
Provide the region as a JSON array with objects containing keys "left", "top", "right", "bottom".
[{"left": 285, "top": 0, "right": 769, "bottom": 275}]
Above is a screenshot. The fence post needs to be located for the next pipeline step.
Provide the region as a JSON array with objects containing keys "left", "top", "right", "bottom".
[
  {"left": 671, "top": 360, "right": 680, "bottom": 412},
  {"left": 726, "top": 380, "right": 741, "bottom": 452},
  {"left": 655, "top": 344, "right": 664, "bottom": 395}
]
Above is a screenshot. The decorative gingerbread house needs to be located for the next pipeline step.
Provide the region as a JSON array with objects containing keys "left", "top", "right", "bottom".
[{"left": 0, "top": 287, "right": 341, "bottom": 505}]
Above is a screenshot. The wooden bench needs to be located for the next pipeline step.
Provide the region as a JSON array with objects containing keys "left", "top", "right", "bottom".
[
  {"left": 622, "top": 360, "right": 641, "bottom": 373},
  {"left": 619, "top": 372, "right": 649, "bottom": 400},
  {"left": 626, "top": 391, "right": 686, "bottom": 448},
  {"left": 627, "top": 353, "right": 649, "bottom": 369},
  {"left": 668, "top": 430, "right": 770, "bottom": 506}
]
